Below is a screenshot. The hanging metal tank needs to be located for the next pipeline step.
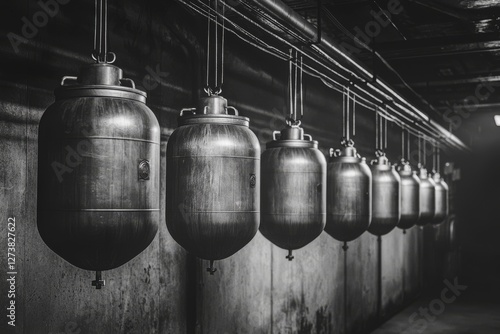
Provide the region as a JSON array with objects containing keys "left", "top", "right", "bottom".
[
  {"left": 431, "top": 172, "right": 449, "bottom": 225},
  {"left": 260, "top": 125, "right": 326, "bottom": 260},
  {"left": 166, "top": 95, "right": 260, "bottom": 272},
  {"left": 396, "top": 160, "right": 421, "bottom": 230},
  {"left": 325, "top": 142, "right": 372, "bottom": 242},
  {"left": 416, "top": 167, "right": 436, "bottom": 226},
  {"left": 37, "top": 63, "right": 160, "bottom": 277},
  {"left": 368, "top": 153, "right": 401, "bottom": 236}
]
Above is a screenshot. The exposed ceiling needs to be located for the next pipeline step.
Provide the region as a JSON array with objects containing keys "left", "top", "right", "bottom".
[{"left": 285, "top": 0, "right": 500, "bottom": 148}]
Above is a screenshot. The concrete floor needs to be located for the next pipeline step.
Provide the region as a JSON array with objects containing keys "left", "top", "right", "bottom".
[{"left": 371, "top": 282, "right": 500, "bottom": 334}]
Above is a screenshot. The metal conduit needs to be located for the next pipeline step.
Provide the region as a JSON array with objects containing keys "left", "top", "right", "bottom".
[{"left": 244, "top": 0, "right": 469, "bottom": 151}]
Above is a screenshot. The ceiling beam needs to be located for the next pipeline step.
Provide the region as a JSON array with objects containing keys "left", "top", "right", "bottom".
[
  {"left": 356, "top": 33, "right": 500, "bottom": 60},
  {"left": 394, "top": 75, "right": 500, "bottom": 88},
  {"left": 408, "top": 0, "right": 500, "bottom": 21},
  {"left": 436, "top": 102, "right": 500, "bottom": 112}
]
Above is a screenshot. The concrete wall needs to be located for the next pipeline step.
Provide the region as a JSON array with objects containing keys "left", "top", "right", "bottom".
[{"left": 0, "top": 1, "right": 458, "bottom": 333}]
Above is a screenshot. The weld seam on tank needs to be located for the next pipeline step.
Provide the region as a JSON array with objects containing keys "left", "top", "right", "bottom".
[
  {"left": 43, "top": 137, "right": 161, "bottom": 144},
  {"left": 40, "top": 209, "right": 161, "bottom": 212},
  {"left": 168, "top": 155, "right": 259, "bottom": 159},
  {"left": 172, "top": 211, "right": 260, "bottom": 213}
]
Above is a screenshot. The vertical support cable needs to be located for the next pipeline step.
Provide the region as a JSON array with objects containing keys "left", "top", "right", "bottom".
[
  {"left": 418, "top": 135, "right": 421, "bottom": 166},
  {"left": 346, "top": 87, "right": 350, "bottom": 142},
  {"left": 205, "top": 0, "right": 225, "bottom": 95},
  {"left": 92, "top": 0, "right": 114, "bottom": 63},
  {"left": 299, "top": 54, "right": 304, "bottom": 122},
  {"left": 432, "top": 144, "right": 435, "bottom": 172},
  {"left": 220, "top": 1, "right": 225, "bottom": 91},
  {"left": 288, "top": 49, "right": 293, "bottom": 122},
  {"left": 93, "top": 0, "right": 98, "bottom": 59},
  {"left": 293, "top": 51, "right": 299, "bottom": 123},
  {"left": 352, "top": 94, "right": 356, "bottom": 138},
  {"left": 215, "top": 0, "right": 218, "bottom": 90},
  {"left": 103, "top": 0, "right": 108, "bottom": 63},
  {"left": 205, "top": 0, "right": 211, "bottom": 92},
  {"left": 407, "top": 129, "right": 411, "bottom": 163},
  {"left": 401, "top": 126, "right": 405, "bottom": 161},
  {"left": 423, "top": 138, "right": 427, "bottom": 168},
  {"left": 384, "top": 117, "right": 388, "bottom": 151},
  {"left": 437, "top": 145, "right": 441, "bottom": 173},
  {"left": 342, "top": 89, "right": 346, "bottom": 139}
]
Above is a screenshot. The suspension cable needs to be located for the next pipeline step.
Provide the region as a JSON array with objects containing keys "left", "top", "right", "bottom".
[
  {"left": 92, "top": 0, "right": 115, "bottom": 63},
  {"left": 180, "top": 0, "right": 455, "bottom": 151}
]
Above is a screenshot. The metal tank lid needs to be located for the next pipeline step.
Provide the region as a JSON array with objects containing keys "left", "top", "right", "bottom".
[
  {"left": 54, "top": 63, "right": 147, "bottom": 103},
  {"left": 432, "top": 171, "right": 442, "bottom": 181},
  {"left": 266, "top": 125, "right": 318, "bottom": 149},
  {"left": 329, "top": 139, "right": 365, "bottom": 163},
  {"left": 433, "top": 173, "right": 449, "bottom": 189},
  {"left": 418, "top": 165, "right": 433, "bottom": 180},
  {"left": 396, "top": 159, "right": 416, "bottom": 176},
  {"left": 177, "top": 95, "right": 250, "bottom": 127},
  {"left": 370, "top": 151, "right": 393, "bottom": 169},
  {"left": 432, "top": 172, "right": 448, "bottom": 186}
]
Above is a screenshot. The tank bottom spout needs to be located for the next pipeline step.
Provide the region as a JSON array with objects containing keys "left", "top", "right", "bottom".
[
  {"left": 342, "top": 242, "right": 349, "bottom": 251},
  {"left": 206, "top": 260, "right": 217, "bottom": 275},
  {"left": 91, "top": 271, "right": 105, "bottom": 289}
]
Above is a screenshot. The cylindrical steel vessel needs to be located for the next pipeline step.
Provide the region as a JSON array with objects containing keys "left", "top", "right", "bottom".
[
  {"left": 396, "top": 160, "right": 421, "bottom": 230},
  {"left": 416, "top": 167, "right": 436, "bottom": 226},
  {"left": 37, "top": 63, "right": 160, "bottom": 271},
  {"left": 260, "top": 125, "right": 326, "bottom": 257},
  {"left": 431, "top": 172, "right": 449, "bottom": 225},
  {"left": 325, "top": 144, "right": 372, "bottom": 242},
  {"left": 166, "top": 95, "right": 260, "bottom": 262},
  {"left": 368, "top": 154, "right": 401, "bottom": 236}
]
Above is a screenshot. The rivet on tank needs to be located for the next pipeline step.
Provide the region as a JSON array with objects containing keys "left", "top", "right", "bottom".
[
  {"left": 166, "top": 4, "right": 260, "bottom": 274},
  {"left": 368, "top": 111, "right": 401, "bottom": 237},
  {"left": 326, "top": 88, "right": 372, "bottom": 248},
  {"left": 260, "top": 51, "right": 326, "bottom": 261},
  {"left": 396, "top": 128, "right": 420, "bottom": 231},
  {"left": 37, "top": 0, "right": 160, "bottom": 289}
]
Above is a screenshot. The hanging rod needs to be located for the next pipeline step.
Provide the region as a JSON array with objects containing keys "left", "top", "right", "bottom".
[
  {"left": 178, "top": 0, "right": 442, "bottom": 144},
  {"left": 176, "top": 0, "right": 469, "bottom": 152}
]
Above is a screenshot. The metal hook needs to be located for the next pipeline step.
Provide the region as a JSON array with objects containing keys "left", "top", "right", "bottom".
[{"left": 204, "top": 86, "right": 213, "bottom": 96}]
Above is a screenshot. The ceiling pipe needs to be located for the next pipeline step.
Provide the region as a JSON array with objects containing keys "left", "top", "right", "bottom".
[{"left": 244, "top": 0, "right": 469, "bottom": 152}]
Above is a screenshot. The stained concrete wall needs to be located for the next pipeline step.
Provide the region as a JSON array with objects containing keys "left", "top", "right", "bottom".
[{"left": 0, "top": 1, "right": 457, "bottom": 333}]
